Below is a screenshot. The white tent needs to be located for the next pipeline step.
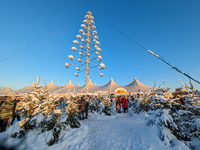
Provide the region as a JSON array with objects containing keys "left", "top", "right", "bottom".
[
  {"left": 75, "top": 79, "right": 99, "bottom": 93},
  {"left": 0, "top": 86, "right": 13, "bottom": 95},
  {"left": 123, "top": 77, "right": 151, "bottom": 93},
  {"left": 43, "top": 81, "right": 61, "bottom": 93},
  {"left": 95, "top": 78, "right": 124, "bottom": 93},
  {"left": 10, "top": 81, "right": 41, "bottom": 94},
  {"left": 54, "top": 80, "right": 77, "bottom": 93}
]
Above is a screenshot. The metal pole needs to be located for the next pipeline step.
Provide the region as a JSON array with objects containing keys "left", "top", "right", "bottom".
[{"left": 85, "top": 11, "right": 92, "bottom": 95}]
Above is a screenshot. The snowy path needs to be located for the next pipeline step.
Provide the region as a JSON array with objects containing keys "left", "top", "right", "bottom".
[
  {"left": 63, "top": 112, "right": 170, "bottom": 150},
  {"left": 0, "top": 112, "right": 189, "bottom": 150}
]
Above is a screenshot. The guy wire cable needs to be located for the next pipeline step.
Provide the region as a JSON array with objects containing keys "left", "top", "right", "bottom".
[
  {"left": 95, "top": 22, "right": 132, "bottom": 83},
  {"left": 94, "top": 15, "right": 200, "bottom": 85},
  {"left": 0, "top": 15, "right": 84, "bottom": 63}
]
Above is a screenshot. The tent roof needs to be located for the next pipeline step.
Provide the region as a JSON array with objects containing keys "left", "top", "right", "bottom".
[
  {"left": 54, "top": 80, "right": 77, "bottom": 93},
  {"left": 123, "top": 77, "right": 151, "bottom": 92},
  {"left": 11, "top": 81, "right": 40, "bottom": 94},
  {"left": 95, "top": 78, "right": 123, "bottom": 92},
  {"left": 0, "top": 86, "right": 13, "bottom": 95},
  {"left": 43, "top": 81, "right": 61, "bottom": 93},
  {"left": 75, "top": 79, "right": 99, "bottom": 93}
]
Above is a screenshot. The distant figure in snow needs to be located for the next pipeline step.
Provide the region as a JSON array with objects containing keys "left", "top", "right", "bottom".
[
  {"left": 121, "top": 96, "right": 128, "bottom": 113},
  {"left": 116, "top": 96, "right": 122, "bottom": 113},
  {"left": 0, "top": 96, "right": 14, "bottom": 132},
  {"left": 79, "top": 97, "right": 86, "bottom": 120},
  {"left": 11, "top": 98, "right": 22, "bottom": 125},
  {"left": 85, "top": 99, "right": 89, "bottom": 119}
]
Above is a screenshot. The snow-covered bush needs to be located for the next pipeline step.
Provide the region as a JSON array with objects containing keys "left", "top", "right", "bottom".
[
  {"left": 89, "top": 97, "right": 99, "bottom": 113},
  {"left": 146, "top": 109, "right": 188, "bottom": 148},
  {"left": 99, "top": 98, "right": 112, "bottom": 116}
]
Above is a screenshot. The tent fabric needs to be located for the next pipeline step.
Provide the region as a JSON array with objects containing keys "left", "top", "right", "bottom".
[
  {"left": 2, "top": 77, "right": 151, "bottom": 95},
  {"left": 123, "top": 77, "right": 151, "bottom": 93},
  {"left": 10, "top": 81, "right": 40, "bottom": 94},
  {"left": 54, "top": 80, "right": 77, "bottom": 93},
  {"left": 75, "top": 79, "right": 99, "bottom": 93},
  {"left": 43, "top": 81, "right": 61, "bottom": 93},
  {"left": 95, "top": 78, "right": 124, "bottom": 93},
  {"left": 0, "top": 86, "right": 13, "bottom": 95}
]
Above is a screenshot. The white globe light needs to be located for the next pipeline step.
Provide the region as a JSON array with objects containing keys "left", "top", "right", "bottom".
[
  {"left": 79, "top": 29, "right": 84, "bottom": 34},
  {"left": 82, "top": 32, "right": 86, "bottom": 36},
  {"left": 78, "top": 58, "right": 81, "bottom": 62},
  {"left": 90, "top": 16, "right": 94, "bottom": 20},
  {"left": 81, "top": 39, "right": 85, "bottom": 43},
  {"left": 71, "top": 47, "right": 76, "bottom": 52},
  {"left": 79, "top": 52, "right": 83, "bottom": 56},
  {"left": 68, "top": 55, "right": 74, "bottom": 61},
  {"left": 85, "top": 15, "right": 89, "bottom": 19},
  {"left": 100, "top": 73, "right": 103, "bottom": 77},
  {"left": 95, "top": 41, "right": 100, "bottom": 46},
  {"left": 94, "top": 36, "right": 98, "bottom": 40},
  {"left": 98, "top": 66, "right": 102, "bottom": 70},
  {"left": 81, "top": 24, "right": 87, "bottom": 29},
  {"left": 73, "top": 40, "right": 79, "bottom": 46},
  {"left": 93, "top": 39, "right": 97, "bottom": 42},
  {"left": 92, "top": 30, "right": 97, "bottom": 36},
  {"left": 83, "top": 20, "right": 88, "bottom": 24},
  {"left": 97, "top": 47, "right": 101, "bottom": 52},
  {"left": 76, "top": 67, "right": 80, "bottom": 71},
  {"left": 91, "top": 20, "right": 95, "bottom": 24},
  {"left": 100, "top": 63, "right": 105, "bottom": 70},
  {"left": 95, "top": 45, "right": 98, "bottom": 49},
  {"left": 65, "top": 63, "right": 70, "bottom": 68},
  {"left": 96, "top": 51, "right": 100, "bottom": 55},
  {"left": 75, "top": 73, "right": 79, "bottom": 77},
  {"left": 92, "top": 25, "right": 96, "bottom": 30},
  {"left": 80, "top": 45, "right": 84, "bottom": 49},
  {"left": 76, "top": 35, "right": 81, "bottom": 40}
]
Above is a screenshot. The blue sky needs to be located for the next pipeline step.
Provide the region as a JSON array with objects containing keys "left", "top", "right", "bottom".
[{"left": 0, "top": 0, "right": 200, "bottom": 92}]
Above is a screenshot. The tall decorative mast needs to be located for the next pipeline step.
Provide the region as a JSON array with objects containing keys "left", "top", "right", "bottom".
[{"left": 65, "top": 11, "right": 105, "bottom": 95}]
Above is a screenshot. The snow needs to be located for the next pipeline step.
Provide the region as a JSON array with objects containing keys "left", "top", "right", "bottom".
[{"left": 0, "top": 111, "right": 190, "bottom": 150}]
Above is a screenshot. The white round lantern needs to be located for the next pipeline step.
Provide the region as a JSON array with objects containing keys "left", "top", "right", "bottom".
[
  {"left": 76, "top": 35, "right": 81, "bottom": 40},
  {"left": 73, "top": 40, "right": 79, "bottom": 46},
  {"left": 92, "top": 25, "right": 96, "bottom": 30},
  {"left": 68, "top": 55, "right": 74, "bottom": 61},
  {"left": 75, "top": 73, "right": 79, "bottom": 77},
  {"left": 79, "top": 52, "right": 83, "bottom": 56},
  {"left": 81, "top": 39, "right": 85, "bottom": 43},
  {"left": 78, "top": 58, "right": 81, "bottom": 62},
  {"left": 80, "top": 45, "right": 84, "bottom": 49},
  {"left": 76, "top": 67, "right": 80, "bottom": 71},
  {"left": 83, "top": 20, "right": 88, "bottom": 24},
  {"left": 79, "top": 29, "right": 84, "bottom": 34},
  {"left": 95, "top": 41, "right": 100, "bottom": 46},
  {"left": 65, "top": 63, "right": 70, "bottom": 68},
  {"left": 100, "top": 73, "right": 103, "bottom": 77},
  {"left": 71, "top": 47, "right": 76, "bottom": 52},
  {"left": 81, "top": 24, "right": 86, "bottom": 29}
]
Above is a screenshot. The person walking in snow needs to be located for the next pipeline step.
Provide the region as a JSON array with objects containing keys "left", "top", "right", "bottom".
[
  {"left": 11, "top": 98, "right": 22, "bottom": 125},
  {"left": 79, "top": 97, "right": 86, "bottom": 120},
  {"left": 121, "top": 96, "right": 128, "bottom": 113},
  {"left": 85, "top": 99, "right": 89, "bottom": 119},
  {"left": 116, "top": 96, "right": 122, "bottom": 113},
  {"left": 0, "top": 96, "right": 14, "bottom": 132}
]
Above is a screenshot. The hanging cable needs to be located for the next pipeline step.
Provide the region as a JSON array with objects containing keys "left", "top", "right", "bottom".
[
  {"left": 0, "top": 15, "right": 84, "bottom": 63},
  {"left": 95, "top": 15, "right": 200, "bottom": 85},
  {"left": 96, "top": 23, "right": 132, "bottom": 83}
]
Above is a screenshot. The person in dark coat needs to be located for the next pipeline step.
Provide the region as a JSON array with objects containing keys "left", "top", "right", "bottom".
[
  {"left": 11, "top": 98, "right": 22, "bottom": 125},
  {"left": 79, "top": 97, "right": 86, "bottom": 120},
  {"left": 85, "top": 99, "right": 89, "bottom": 119},
  {"left": 0, "top": 96, "right": 14, "bottom": 132}
]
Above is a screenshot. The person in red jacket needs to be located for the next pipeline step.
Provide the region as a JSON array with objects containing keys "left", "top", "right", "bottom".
[{"left": 121, "top": 96, "right": 128, "bottom": 113}]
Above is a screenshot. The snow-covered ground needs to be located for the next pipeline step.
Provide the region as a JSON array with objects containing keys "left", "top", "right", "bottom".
[{"left": 0, "top": 111, "right": 189, "bottom": 150}]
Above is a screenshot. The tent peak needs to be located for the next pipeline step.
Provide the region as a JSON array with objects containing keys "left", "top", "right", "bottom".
[
  {"left": 69, "top": 79, "right": 71, "bottom": 83},
  {"left": 51, "top": 80, "right": 53, "bottom": 83},
  {"left": 110, "top": 78, "right": 113, "bottom": 81}
]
